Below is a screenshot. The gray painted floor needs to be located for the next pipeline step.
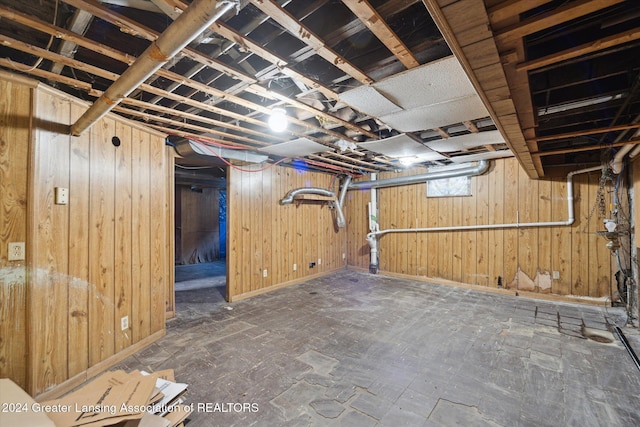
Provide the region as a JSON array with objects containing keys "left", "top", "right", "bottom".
[{"left": 115, "top": 270, "right": 640, "bottom": 426}]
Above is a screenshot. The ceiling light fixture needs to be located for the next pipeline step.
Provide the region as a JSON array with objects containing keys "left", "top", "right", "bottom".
[
  {"left": 268, "top": 107, "right": 288, "bottom": 132},
  {"left": 399, "top": 156, "right": 418, "bottom": 167}
]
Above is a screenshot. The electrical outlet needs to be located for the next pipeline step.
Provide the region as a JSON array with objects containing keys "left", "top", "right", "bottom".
[
  {"left": 120, "top": 316, "right": 129, "bottom": 331},
  {"left": 342, "top": 253, "right": 346, "bottom": 260},
  {"left": 8, "top": 242, "right": 25, "bottom": 261},
  {"left": 293, "top": 263, "right": 297, "bottom": 271},
  {"left": 552, "top": 271, "right": 560, "bottom": 280},
  {"left": 54, "top": 187, "right": 68, "bottom": 205},
  {"left": 318, "top": 258, "right": 322, "bottom": 265},
  {"left": 263, "top": 269, "right": 268, "bottom": 278}
]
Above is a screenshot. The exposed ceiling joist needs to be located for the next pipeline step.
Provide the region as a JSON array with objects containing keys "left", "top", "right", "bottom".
[
  {"left": 494, "top": 0, "right": 626, "bottom": 42},
  {"left": 341, "top": 0, "right": 419, "bottom": 69},
  {"left": 248, "top": 0, "right": 373, "bottom": 85}
]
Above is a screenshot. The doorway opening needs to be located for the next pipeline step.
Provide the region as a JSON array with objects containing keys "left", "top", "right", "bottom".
[{"left": 174, "top": 164, "right": 228, "bottom": 315}]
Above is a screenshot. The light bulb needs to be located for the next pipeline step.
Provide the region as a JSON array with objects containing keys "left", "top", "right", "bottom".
[{"left": 268, "top": 108, "right": 288, "bottom": 132}]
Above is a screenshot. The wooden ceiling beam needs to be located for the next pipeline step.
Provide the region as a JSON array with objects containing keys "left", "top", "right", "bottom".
[
  {"left": 248, "top": 0, "right": 373, "bottom": 85},
  {"left": 421, "top": 0, "right": 539, "bottom": 177},
  {"left": 517, "top": 27, "right": 640, "bottom": 72},
  {"left": 531, "top": 123, "right": 640, "bottom": 143},
  {"left": 463, "top": 120, "right": 496, "bottom": 151},
  {"left": 495, "top": 0, "right": 625, "bottom": 43},
  {"left": 487, "top": 0, "right": 552, "bottom": 25},
  {"left": 533, "top": 137, "right": 640, "bottom": 157},
  {"left": 341, "top": 0, "right": 419, "bottom": 69},
  {"left": 113, "top": 105, "right": 268, "bottom": 148}
]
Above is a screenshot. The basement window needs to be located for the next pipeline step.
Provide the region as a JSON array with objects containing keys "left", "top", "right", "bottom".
[{"left": 426, "top": 166, "right": 472, "bottom": 197}]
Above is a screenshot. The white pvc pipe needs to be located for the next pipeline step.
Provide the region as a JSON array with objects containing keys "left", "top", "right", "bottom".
[
  {"left": 366, "top": 165, "right": 601, "bottom": 242},
  {"left": 612, "top": 144, "right": 634, "bottom": 174}
]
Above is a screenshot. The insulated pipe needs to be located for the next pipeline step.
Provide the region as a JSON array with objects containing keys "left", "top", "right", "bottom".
[
  {"left": 347, "top": 160, "right": 489, "bottom": 191},
  {"left": 70, "top": 0, "right": 237, "bottom": 136},
  {"left": 338, "top": 175, "right": 351, "bottom": 210},
  {"left": 280, "top": 188, "right": 346, "bottom": 228},
  {"left": 612, "top": 144, "right": 634, "bottom": 174},
  {"left": 366, "top": 165, "right": 601, "bottom": 243}
]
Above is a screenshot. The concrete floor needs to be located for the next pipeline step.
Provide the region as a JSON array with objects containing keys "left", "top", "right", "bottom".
[{"left": 115, "top": 270, "right": 640, "bottom": 426}]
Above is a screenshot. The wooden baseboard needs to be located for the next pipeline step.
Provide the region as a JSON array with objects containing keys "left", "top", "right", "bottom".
[
  {"left": 229, "top": 266, "right": 346, "bottom": 302},
  {"left": 347, "top": 266, "right": 611, "bottom": 307},
  {"left": 35, "top": 329, "right": 165, "bottom": 402}
]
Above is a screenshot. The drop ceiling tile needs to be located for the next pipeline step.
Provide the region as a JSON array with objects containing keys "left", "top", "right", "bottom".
[
  {"left": 425, "top": 130, "right": 505, "bottom": 153},
  {"left": 357, "top": 133, "right": 442, "bottom": 158},
  {"left": 338, "top": 85, "right": 403, "bottom": 117},
  {"left": 374, "top": 56, "right": 477, "bottom": 110},
  {"left": 379, "top": 95, "right": 489, "bottom": 132},
  {"left": 449, "top": 149, "right": 514, "bottom": 163},
  {"left": 262, "top": 137, "right": 327, "bottom": 157}
]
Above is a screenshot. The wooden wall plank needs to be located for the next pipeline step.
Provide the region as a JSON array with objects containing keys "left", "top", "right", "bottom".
[
  {"left": 426, "top": 186, "right": 439, "bottom": 278},
  {"left": 398, "top": 171, "right": 409, "bottom": 274},
  {"left": 131, "top": 128, "right": 151, "bottom": 343},
  {"left": 517, "top": 164, "right": 538, "bottom": 291},
  {"left": 571, "top": 175, "right": 589, "bottom": 296},
  {"left": 89, "top": 117, "right": 116, "bottom": 365},
  {"left": 462, "top": 176, "right": 477, "bottom": 284},
  {"left": 114, "top": 121, "right": 132, "bottom": 352},
  {"left": 406, "top": 176, "right": 418, "bottom": 276},
  {"left": 68, "top": 103, "right": 90, "bottom": 377},
  {"left": 263, "top": 169, "right": 273, "bottom": 287},
  {"left": 475, "top": 167, "right": 489, "bottom": 286},
  {"left": 503, "top": 158, "right": 519, "bottom": 288},
  {"left": 552, "top": 177, "right": 571, "bottom": 294},
  {"left": 0, "top": 79, "right": 31, "bottom": 390},
  {"left": 31, "top": 90, "right": 71, "bottom": 393},
  {"left": 537, "top": 178, "right": 553, "bottom": 293},
  {"left": 149, "top": 134, "right": 166, "bottom": 333}
]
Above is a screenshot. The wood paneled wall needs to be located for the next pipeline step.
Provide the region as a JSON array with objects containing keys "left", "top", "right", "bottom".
[
  {"left": 0, "top": 72, "right": 172, "bottom": 396},
  {"left": 346, "top": 158, "right": 612, "bottom": 298},
  {"left": 175, "top": 186, "right": 221, "bottom": 265},
  {"left": 228, "top": 165, "right": 347, "bottom": 301},
  {"left": 0, "top": 74, "right": 34, "bottom": 391}
]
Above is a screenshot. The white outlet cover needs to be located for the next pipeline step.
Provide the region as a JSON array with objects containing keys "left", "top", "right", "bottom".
[
  {"left": 121, "top": 316, "right": 128, "bottom": 330},
  {"left": 8, "top": 242, "right": 25, "bottom": 261},
  {"left": 293, "top": 264, "right": 297, "bottom": 271}
]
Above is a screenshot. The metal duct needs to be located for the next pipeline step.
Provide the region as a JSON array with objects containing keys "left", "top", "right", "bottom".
[
  {"left": 172, "top": 137, "right": 268, "bottom": 164},
  {"left": 347, "top": 160, "right": 489, "bottom": 191},
  {"left": 70, "top": 0, "right": 238, "bottom": 136},
  {"left": 280, "top": 187, "right": 346, "bottom": 228}
]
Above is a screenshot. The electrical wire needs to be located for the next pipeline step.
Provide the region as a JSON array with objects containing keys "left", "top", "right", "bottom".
[{"left": 6, "top": 0, "right": 59, "bottom": 72}]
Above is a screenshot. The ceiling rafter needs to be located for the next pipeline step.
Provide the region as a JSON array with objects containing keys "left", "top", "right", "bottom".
[
  {"left": 517, "top": 27, "right": 640, "bottom": 72},
  {"left": 0, "top": 7, "right": 376, "bottom": 147},
  {"left": 341, "top": 0, "right": 419, "bottom": 69},
  {"left": 494, "top": 0, "right": 626, "bottom": 42},
  {"left": 60, "top": 0, "right": 255, "bottom": 83},
  {"left": 248, "top": 0, "right": 374, "bottom": 85}
]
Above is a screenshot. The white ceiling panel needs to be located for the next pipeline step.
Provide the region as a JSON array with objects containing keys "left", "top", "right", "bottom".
[
  {"left": 338, "top": 85, "right": 403, "bottom": 117},
  {"left": 379, "top": 95, "right": 489, "bottom": 132},
  {"left": 262, "top": 137, "right": 328, "bottom": 157},
  {"left": 424, "top": 130, "right": 505, "bottom": 153},
  {"left": 374, "top": 56, "right": 477, "bottom": 110},
  {"left": 357, "top": 133, "right": 444, "bottom": 159},
  {"left": 449, "top": 150, "right": 514, "bottom": 163}
]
